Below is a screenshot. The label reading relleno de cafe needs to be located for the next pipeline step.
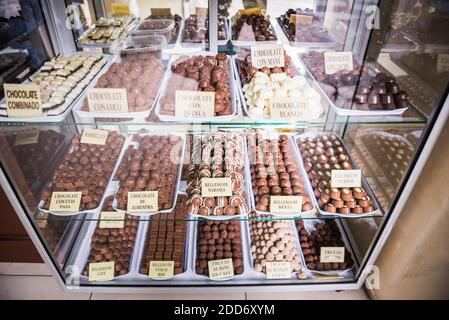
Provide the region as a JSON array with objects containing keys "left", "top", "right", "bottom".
[
  {"left": 269, "top": 98, "right": 311, "bottom": 121},
  {"left": 111, "top": 3, "right": 130, "bottom": 16},
  {"left": 14, "top": 128, "right": 40, "bottom": 146},
  {"left": 88, "top": 261, "right": 115, "bottom": 281},
  {"left": 437, "top": 54, "right": 449, "bottom": 73},
  {"left": 175, "top": 90, "right": 215, "bottom": 118},
  {"left": 80, "top": 129, "right": 109, "bottom": 145},
  {"left": 151, "top": 8, "right": 171, "bottom": 16},
  {"left": 324, "top": 51, "right": 354, "bottom": 75},
  {"left": 127, "top": 191, "right": 158, "bottom": 213},
  {"left": 270, "top": 196, "right": 302, "bottom": 213},
  {"left": 201, "top": 178, "right": 232, "bottom": 197},
  {"left": 330, "top": 169, "right": 361, "bottom": 188},
  {"left": 87, "top": 88, "right": 128, "bottom": 113},
  {"left": 266, "top": 261, "right": 292, "bottom": 279},
  {"left": 149, "top": 261, "right": 174, "bottom": 279},
  {"left": 320, "top": 247, "right": 345, "bottom": 263},
  {"left": 99, "top": 211, "right": 125, "bottom": 229},
  {"left": 250, "top": 44, "right": 285, "bottom": 69},
  {"left": 4, "top": 83, "right": 42, "bottom": 118},
  {"left": 49, "top": 191, "right": 82, "bottom": 212},
  {"left": 208, "top": 258, "right": 234, "bottom": 279}
]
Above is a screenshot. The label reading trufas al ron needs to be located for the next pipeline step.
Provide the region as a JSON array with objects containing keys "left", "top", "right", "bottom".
[{"left": 251, "top": 44, "right": 285, "bottom": 69}]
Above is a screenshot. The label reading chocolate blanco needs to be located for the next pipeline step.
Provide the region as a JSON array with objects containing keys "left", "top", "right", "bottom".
[
  {"left": 331, "top": 169, "right": 361, "bottom": 188},
  {"left": 175, "top": 90, "right": 215, "bottom": 118},
  {"left": 99, "top": 211, "right": 125, "bottom": 229},
  {"left": 266, "top": 261, "right": 292, "bottom": 279},
  {"left": 251, "top": 44, "right": 285, "bottom": 69},
  {"left": 14, "top": 128, "right": 40, "bottom": 146},
  {"left": 111, "top": 3, "right": 130, "bottom": 16},
  {"left": 88, "top": 261, "right": 115, "bottom": 281},
  {"left": 320, "top": 247, "right": 345, "bottom": 263},
  {"left": 151, "top": 8, "right": 171, "bottom": 16},
  {"left": 49, "top": 191, "right": 82, "bottom": 212},
  {"left": 4, "top": 83, "right": 42, "bottom": 118},
  {"left": 269, "top": 97, "right": 311, "bottom": 121},
  {"left": 127, "top": 191, "right": 158, "bottom": 213},
  {"left": 324, "top": 51, "right": 354, "bottom": 75},
  {"left": 437, "top": 54, "right": 449, "bottom": 73},
  {"left": 270, "top": 196, "right": 302, "bottom": 213},
  {"left": 201, "top": 178, "right": 232, "bottom": 197},
  {"left": 87, "top": 88, "right": 128, "bottom": 113},
  {"left": 208, "top": 258, "right": 234, "bottom": 279},
  {"left": 149, "top": 261, "right": 174, "bottom": 279},
  {"left": 80, "top": 129, "right": 109, "bottom": 145}
]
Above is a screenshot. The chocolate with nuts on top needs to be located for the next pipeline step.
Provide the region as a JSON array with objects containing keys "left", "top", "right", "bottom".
[
  {"left": 232, "top": 14, "right": 277, "bottom": 41},
  {"left": 182, "top": 14, "right": 227, "bottom": 43}
]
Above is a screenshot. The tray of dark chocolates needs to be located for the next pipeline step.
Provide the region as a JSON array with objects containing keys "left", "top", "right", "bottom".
[
  {"left": 295, "top": 132, "right": 382, "bottom": 218},
  {"left": 155, "top": 53, "right": 237, "bottom": 122},
  {"left": 144, "top": 13, "right": 182, "bottom": 48},
  {"left": 180, "top": 14, "right": 228, "bottom": 47}
]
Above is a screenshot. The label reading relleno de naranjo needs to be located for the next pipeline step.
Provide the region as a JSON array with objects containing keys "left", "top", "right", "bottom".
[{"left": 201, "top": 178, "right": 232, "bottom": 197}]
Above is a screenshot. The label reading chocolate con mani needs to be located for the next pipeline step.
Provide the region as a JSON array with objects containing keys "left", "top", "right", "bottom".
[
  {"left": 127, "top": 191, "right": 158, "bottom": 213},
  {"left": 14, "top": 128, "right": 40, "bottom": 146},
  {"left": 4, "top": 83, "right": 42, "bottom": 118},
  {"left": 269, "top": 97, "right": 311, "bottom": 121},
  {"left": 208, "top": 258, "right": 234, "bottom": 279},
  {"left": 175, "top": 90, "right": 215, "bottom": 118},
  {"left": 201, "top": 178, "right": 232, "bottom": 197},
  {"left": 48, "top": 191, "right": 82, "bottom": 212},
  {"left": 266, "top": 261, "right": 292, "bottom": 279},
  {"left": 80, "top": 128, "right": 109, "bottom": 145},
  {"left": 88, "top": 261, "right": 115, "bottom": 281},
  {"left": 320, "top": 247, "right": 345, "bottom": 263},
  {"left": 149, "top": 261, "right": 174, "bottom": 279},
  {"left": 437, "top": 54, "right": 449, "bottom": 73},
  {"left": 330, "top": 169, "right": 361, "bottom": 188},
  {"left": 269, "top": 196, "right": 302, "bottom": 213},
  {"left": 111, "top": 3, "right": 130, "bottom": 16},
  {"left": 151, "top": 8, "right": 171, "bottom": 16},
  {"left": 251, "top": 44, "right": 285, "bottom": 69},
  {"left": 324, "top": 51, "right": 354, "bottom": 75},
  {"left": 99, "top": 211, "right": 125, "bottom": 229},
  {"left": 87, "top": 88, "right": 129, "bottom": 113}
]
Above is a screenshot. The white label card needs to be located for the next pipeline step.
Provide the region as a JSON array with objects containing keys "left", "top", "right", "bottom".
[
  {"left": 149, "top": 261, "right": 174, "bottom": 279},
  {"left": 320, "top": 247, "right": 345, "bottom": 263},
  {"left": 251, "top": 44, "right": 285, "bottom": 69},
  {"left": 208, "top": 258, "right": 234, "bottom": 279},
  {"left": 175, "top": 90, "right": 215, "bottom": 118},
  {"left": 269, "top": 196, "right": 302, "bottom": 213},
  {"left": 99, "top": 211, "right": 125, "bottom": 229},
  {"left": 437, "top": 54, "right": 449, "bottom": 73},
  {"left": 324, "top": 51, "right": 354, "bottom": 75},
  {"left": 80, "top": 129, "right": 109, "bottom": 145},
  {"left": 331, "top": 170, "right": 361, "bottom": 188},
  {"left": 4, "top": 83, "right": 42, "bottom": 118},
  {"left": 269, "top": 98, "right": 312, "bottom": 121},
  {"left": 266, "top": 262, "right": 292, "bottom": 279},
  {"left": 87, "top": 88, "right": 128, "bottom": 113},
  {"left": 127, "top": 191, "right": 158, "bottom": 213},
  {"left": 201, "top": 178, "right": 232, "bottom": 197},
  {"left": 88, "top": 261, "right": 115, "bottom": 281}
]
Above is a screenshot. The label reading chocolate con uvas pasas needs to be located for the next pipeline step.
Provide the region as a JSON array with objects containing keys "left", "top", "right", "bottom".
[
  {"left": 87, "top": 88, "right": 129, "bottom": 113},
  {"left": 266, "top": 261, "right": 292, "bottom": 279},
  {"left": 127, "top": 191, "right": 158, "bottom": 213},
  {"left": 269, "top": 97, "right": 311, "bottom": 121},
  {"left": 99, "top": 211, "right": 125, "bottom": 229},
  {"left": 88, "top": 261, "right": 115, "bottom": 281},
  {"left": 4, "top": 83, "right": 42, "bottom": 118},
  {"left": 201, "top": 178, "right": 232, "bottom": 197},
  {"left": 270, "top": 196, "right": 302, "bottom": 213},
  {"left": 320, "top": 247, "right": 345, "bottom": 263},
  {"left": 324, "top": 51, "right": 354, "bottom": 75},
  {"left": 331, "top": 169, "right": 361, "bottom": 188},
  {"left": 208, "top": 258, "right": 234, "bottom": 279},
  {"left": 175, "top": 90, "right": 215, "bottom": 118},
  {"left": 251, "top": 44, "right": 285, "bottom": 69},
  {"left": 80, "top": 129, "right": 109, "bottom": 145},
  {"left": 149, "top": 261, "right": 174, "bottom": 279},
  {"left": 49, "top": 191, "right": 82, "bottom": 212}
]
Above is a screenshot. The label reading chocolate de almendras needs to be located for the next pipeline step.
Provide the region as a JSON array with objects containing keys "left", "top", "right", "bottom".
[
  {"left": 266, "top": 261, "right": 292, "bottom": 279},
  {"left": 270, "top": 196, "right": 302, "bottom": 213},
  {"left": 88, "top": 261, "right": 115, "bottom": 281},
  {"left": 14, "top": 128, "right": 40, "bottom": 146},
  {"left": 201, "top": 178, "right": 232, "bottom": 197},
  {"left": 99, "top": 211, "right": 125, "bottom": 229},
  {"left": 251, "top": 44, "right": 285, "bottom": 69},
  {"left": 4, "top": 83, "right": 42, "bottom": 118},
  {"left": 149, "top": 261, "right": 174, "bottom": 279},
  {"left": 175, "top": 90, "right": 215, "bottom": 118},
  {"left": 49, "top": 191, "right": 82, "bottom": 212},
  {"left": 330, "top": 169, "right": 361, "bottom": 188},
  {"left": 324, "top": 51, "right": 354, "bottom": 75},
  {"left": 111, "top": 3, "right": 130, "bottom": 16},
  {"left": 80, "top": 128, "right": 109, "bottom": 145},
  {"left": 437, "top": 54, "right": 449, "bottom": 73},
  {"left": 87, "top": 88, "right": 128, "bottom": 113},
  {"left": 127, "top": 191, "right": 158, "bottom": 213},
  {"left": 208, "top": 258, "right": 234, "bottom": 279},
  {"left": 320, "top": 247, "right": 345, "bottom": 263},
  {"left": 269, "top": 97, "right": 311, "bottom": 121}
]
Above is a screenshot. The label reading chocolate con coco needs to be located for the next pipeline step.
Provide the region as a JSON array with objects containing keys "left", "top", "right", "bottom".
[
  {"left": 251, "top": 44, "right": 285, "bottom": 69},
  {"left": 269, "top": 97, "right": 311, "bottom": 121},
  {"left": 4, "top": 83, "right": 42, "bottom": 118},
  {"left": 208, "top": 258, "right": 234, "bottom": 279},
  {"left": 266, "top": 261, "right": 292, "bottom": 279},
  {"left": 127, "top": 191, "right": 158, "bottom": 213},
  {"left": 49, "top": 191, "right": 82, "bottom": 212},
  {"left": 80, "top": 129, "right": 109, "bottom": 145},
  {"left": 270, "top": 196, "right": 302, "bottom": 213},
  {"left": 175, "top": 90, "right": 215, "bottom": 118},
  {"left": 111, "top": 3, "right": 130, "bottom": 16},
  {"left": 201, "top": 178, "right": 232, "bottom": 197},
  {"left": 151, "top": 8, "right": 171, "bottom": 16},
  {"left": 320, "top": 247, "right": 345, "bottom": 263},
  {"left": 324, "top": 51, "right": 354, "bottom": 75},
  {"left": 88, "top": 261, "right": 115, "bottom": 281},
  {"left": 331, "top": 169, "right": 361, "bottom": 188},
  {"left": 437, "top": 54, "right": 449, "bottom": 73},
  {"left": 149, "top": 261, "right": 174, "bottom": 279},
  {"left": 99, "top": 211, "right": 125, "bottom": 229},
  {"left": 87, "top": 88, "right": 128, "bottom": 113},
  {"left": 14, "top": 128, "right": 40, "bottom": 146}
]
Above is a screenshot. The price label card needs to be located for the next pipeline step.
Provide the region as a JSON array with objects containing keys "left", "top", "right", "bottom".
[
  {"left": 151, "top": 8, "right": 172, "bottom": 16},
  {"left": 14, "top": 128, "right": 40, "bottom": 146},
  {"left": 266, "top": 262, "right": 292, "bottom": 279},
  {"left": 201, "top": 178, "right": 232, "bottom": 197},
  {"left": 4, "top": 83, "right": 42, "bottom": 118},
  {"left": 291, "top": 14, "right": 313, "bottom": 25},
  {"left": 111, "top": 3, "right": 130, "bottom": 16},
  {"left": 87, "top": 88, "right": 128, "bottom": 113},
  {"left": 49, "top": 192, "right": 82, "bottom": 212},
  {"left": 324, "top": 51, "right": 354, "bottom": 75},
  {"left": 269, "top": 97, "right": 312, "bottom": 121},
  {"left": 88, "top": 261, "right": 115, "bottom": 281},
  {"left": 149, "top": 261, "right": 174, "bottom": 279},
  {"left": 195, "top": 7, "right": 208, "bottom": 16},
  {"left": 175, "top": 90, "right": 215, "bottom": 118},
  {"left": 251, "top": 44, "right": 285, "bottom": 69},
  {"left": 320, "top": 247, "right": 345, "bottom": 263},
  {"left": 127, "top": 191, "right": 158, "bottom": 213},
  {"left": 208, "top": 258, "right": 234, "bottom": 279},
  {"left": 437, "top": 54, "right": 449, "bottom": 73},
  {"left": 80, "top": 129, "right": 109, "bottom": 145},
  {"left": 331, "top": 169, "right": 361, "bottom": 188},
  {"left": 99, "top": 211, "right": 125, "bottom": 229},
  {"left": 269, "top": 196, "right": 302, "bottom": 213}
]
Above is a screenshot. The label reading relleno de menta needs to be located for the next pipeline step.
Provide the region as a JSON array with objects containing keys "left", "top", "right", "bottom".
[
  {"left": 149, "top": 261, "right": 174, "bottom": 279},
  {"left": 270, "top": 196, "right": 302, "bottom": 213}
]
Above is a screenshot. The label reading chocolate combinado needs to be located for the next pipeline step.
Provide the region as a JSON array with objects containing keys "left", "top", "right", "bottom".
[
  {"left": 149, "top": 261, "right": 174, "bottom": 279},
  {"left": 80, "top": 129, "right": 109, "bottom": 145},
  {"left": 270, "top": 196, "right": 302, "bottom": 213},
  {"left": 331, "top": 169, "right": 361, "bottom": 188},
  {"left": 99, "top": 211, "right": 125, "bottom": 229},
  {"left": 49, "top": 191, "right": 82, "bottom": 212},
  {"left": 151, "top": 8, "right": 171, "bottom": 16},
  {"left": 88, "top": 261, "right": 115, "bottom": 281},
  {"left": 87, "top": 88, "right": 128, "bottom": 113},
  {"left": 127, "top": 191, "right": 158, "bottom": 213},
  {"left": 269, "top": 97, "right": 311, "bottom": 121},
  {"left": 266, "top": 261, "right": 292, "bottom": 279},
  {"left": 251, "top": 44, "right": 285, "bottom": 69},
  {"left": 437, "top": 54, "right": 449, "bottom": 73},
  {"left": 324, "top": 51, "right": 354, "bottom": 75},
  {"left": 14, "top": 128, "right": 40, "bottom": 146},
  {"left": 111, "top": 3, "right": 130, "bottom": 16},
  {"left": 175, "top": 90, "right": 215, "bottom": 118},
  {"left": 208, "top": 258, "right": 234, "bottom": 279},
  {"left": 320, "top": 247, "right": 345, "bottom": 263},
  {"left": 4, "top": 83, "right": 42, "bottom": 118},
  {"left": 201, "top": 178, "right": 232, "bottom": 197}
]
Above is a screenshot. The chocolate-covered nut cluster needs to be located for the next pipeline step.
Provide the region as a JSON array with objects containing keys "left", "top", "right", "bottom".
[
  {"left": 296, "top": 220, "right": 353, "bottom": 271},
  {"left": 159, "top": 54, "right": 232, "bottom": 116},
  {"left": 278, "top": 9, "right": 332, "bottom": 43},
  {"left": 248, "top": 213, "right": 304, "bottom": 278},
  {"left": 195, "top": 219, "right": 244, "bottom": 276},
  {"left": 297, "top": 134, "right": 374, "bottom": 214},
  {"left": 232, "top": 14, "right": 277, "bottom": 41},
  {"left": 114, "top": 134, "right": 183, "bottom": 211},
  {"left": 82, "top": 196, "right": 139, "bottom": 277},
  {"left": 40, "top": 131, "right": 125, "bottom": 211},
  {"left": 182, "top": 15, "right": 226, "bottom": 43},
  {"left": 247, "top": 132, "right": 313, "bottom": 212},
  {"left": 186, "top": 132, "right": 249, "bottom": 217},
  {"left": 145, "top": 14, "right": 182, "bottom": 42},
  {"left": 139, "top": 195, "right": 188, "bottom": 275}
]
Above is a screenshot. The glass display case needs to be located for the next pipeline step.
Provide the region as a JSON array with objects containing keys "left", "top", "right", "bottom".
[{"left": 0, "top": 0, "right": 448, "bottom": 291}]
